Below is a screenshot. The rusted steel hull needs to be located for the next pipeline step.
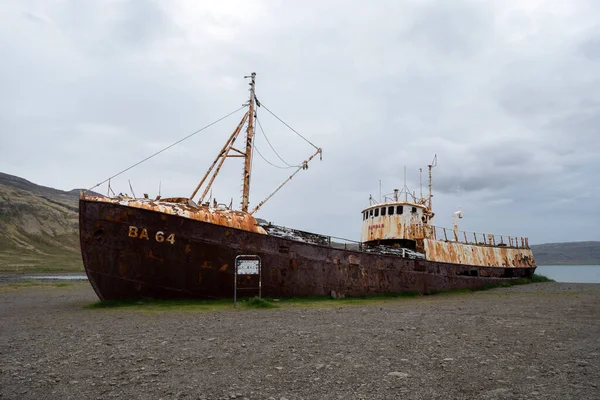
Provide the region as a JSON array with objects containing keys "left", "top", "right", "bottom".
[
  {"left": 80, "top": 200, "right": 536, "bottom": 300},
  {"left": 421, "top": 240, "right": 535, "bottom": 268}
]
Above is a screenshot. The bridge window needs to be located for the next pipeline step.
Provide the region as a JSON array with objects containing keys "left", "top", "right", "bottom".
[
  {"left": 374, "top": 208, "right": 379, "bottom": 217},
  {"left": 397, "top": 205, "right": 403, "bottom": 215},
  {"left": 388, "top": 206, "right": 394, "bottom": 215},
  {"left": 411, "top": 207, "right": 417, "bottom": 213},
  {"left": 381, "top": 207, "right": 386, "bottom": 216},
  {"left": 369, "top": 209, "right": 373, "bottom": 218}
]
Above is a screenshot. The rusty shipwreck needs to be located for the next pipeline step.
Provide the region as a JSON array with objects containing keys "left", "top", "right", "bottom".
[{"left": 79, "top": 73, "right": 536, "bottom": 300}]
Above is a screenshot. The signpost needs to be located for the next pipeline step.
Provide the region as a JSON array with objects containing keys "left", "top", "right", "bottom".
[{"left": 234, "top": 255, "right": 261, "bottom": 307}]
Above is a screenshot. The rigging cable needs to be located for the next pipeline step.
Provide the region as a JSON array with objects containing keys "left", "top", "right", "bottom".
[
  {"left": 258, "top": 102, "right": 320, "bottom": 150},
  {"left": 87, "top": 106, "right": 246, "bottom": 192},
  {"left": 252, "top": 140, "right": 297, "bottom": 169},
  {"left": 255, "top": 115, "right": 296, "bottom": 167}
]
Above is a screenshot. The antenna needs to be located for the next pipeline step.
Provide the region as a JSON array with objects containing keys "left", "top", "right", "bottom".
[
  {"left": 428, "top": 154, "right": 437, "bottom": 210},
  {"left": 379, "top": 180, "right": 382, "bottom": 202},
  {"left": 419, "top": 168, "right": 423, "bottom": 203},
  {"left": 404, "top": 166, "right": 408, "bottom": 201}
]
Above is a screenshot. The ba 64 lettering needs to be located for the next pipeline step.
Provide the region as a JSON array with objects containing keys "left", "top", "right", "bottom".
[{"left": 128, "top": 226, "right": 175, "bottom": 244}]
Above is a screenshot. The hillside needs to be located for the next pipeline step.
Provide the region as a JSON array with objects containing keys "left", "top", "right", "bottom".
[
  {"left": 0, "top": 172, "right": 84, "bottom": 271},
  {"left": 531, "top": 241, "right": 600, "bottom": 266},
  {"left": 1, "top": 172, "right": 599, "bottom": 270}
]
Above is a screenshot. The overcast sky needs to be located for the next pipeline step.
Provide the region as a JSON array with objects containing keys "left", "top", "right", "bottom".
[{"left": 1, "top": 0, "right": 599, "bottom": 244}]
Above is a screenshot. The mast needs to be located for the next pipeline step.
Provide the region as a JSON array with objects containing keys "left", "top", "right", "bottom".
[
  {"left": 187, "top": 72, "right": 321, "bottom": 213},
  {"left": 241, "top": 72, "right": 256, "bottom": 212},
  {"left": 428, "top": 154, "right": 437, "bottom": 210},
  {"left": 428, "top": 165, "right": 432, "bottom": 209}
]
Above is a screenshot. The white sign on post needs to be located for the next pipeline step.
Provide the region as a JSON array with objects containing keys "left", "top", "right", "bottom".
[
  {"left": 234, "top": 255, "right": 262, "bottom": 307},
  {"left": 237, "top": 259, "right": 260, "bottom": 275}
]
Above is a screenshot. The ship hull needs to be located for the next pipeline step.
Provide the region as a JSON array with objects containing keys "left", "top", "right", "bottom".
[{"left": 79, "top": 200, "right": 536, "bottom": 300}]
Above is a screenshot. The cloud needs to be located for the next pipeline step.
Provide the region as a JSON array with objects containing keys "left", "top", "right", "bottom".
[{"left": 0, "top": 0, "right": 599, "bottom": 244}]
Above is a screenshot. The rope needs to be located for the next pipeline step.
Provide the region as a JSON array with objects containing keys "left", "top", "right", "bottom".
[
  {"left": 87, "top": 106, "right": 246, "bottom": 192},
  {"left": 259, "top": 102, "right": 320, "bottom": 150},
  {"left": 255, "top": 115, "right": 295, "bottom": 167}
]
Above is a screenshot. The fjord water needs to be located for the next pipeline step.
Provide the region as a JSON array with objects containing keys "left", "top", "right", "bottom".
[{"left": 536, "top": 265, "right": 600, "bottom": 283}]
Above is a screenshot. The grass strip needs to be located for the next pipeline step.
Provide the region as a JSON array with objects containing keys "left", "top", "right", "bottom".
[{"left": 83, "top": 274, "right": 555, "bottom": 310}]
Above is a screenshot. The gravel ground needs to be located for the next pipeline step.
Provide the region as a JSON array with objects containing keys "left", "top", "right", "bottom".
[{"left": 1, "top": 281, "right": 599, "bottom": 400}]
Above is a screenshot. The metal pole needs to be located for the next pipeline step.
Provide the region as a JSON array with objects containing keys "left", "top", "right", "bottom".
[
  {"left": 259, "top": 258, "right": 262, "bottom": 298},
  {"left": 404, "top": 167, "right": 408, "bottom": 201},
  {"left": 234, "top": 256, "right": 238, "bottom": 307},
  {"left": 419, "top": 168, "right": 423, "bottom": 203}
]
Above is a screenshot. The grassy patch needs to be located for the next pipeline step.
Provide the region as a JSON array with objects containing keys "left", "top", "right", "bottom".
[
  {"left": 84, "top": 291, "right": 423, "bottom": 311},
  {"left": 242, "top": 296, "right": 278, "bottom": 309},
  {"left": 0, "top": 265, "right": 84, "bottom": 273},
  {"left": 530, "top": 273, "right": 555, "bottom": 283}
]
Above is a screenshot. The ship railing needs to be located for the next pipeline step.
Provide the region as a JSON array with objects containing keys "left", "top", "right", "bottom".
[
  {"left": 327, "top": 236, "right": 363, "bottom": 251},
  {"left": 262, "top": 223, "right": 365, "bottom": 250},
  {"left": 427, "top": 225, "right": 530, "bottom": 249}
]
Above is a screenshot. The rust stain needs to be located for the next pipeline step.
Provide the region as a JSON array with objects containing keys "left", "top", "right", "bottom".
[
  {"left": 422, "top": 239, "right": 535, "bottom": 268},
  {"left": 118, "top": 261, "right": 127, "bottom": 277},
  {"left": 201, "top": 261, "right": 212, "bottom": 269},
  {"left": 82, "top": 194, "right": 267, "bottom": 234}
]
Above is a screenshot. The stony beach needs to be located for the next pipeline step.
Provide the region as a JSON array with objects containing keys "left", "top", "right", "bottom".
[{"left": 1, "top": 281, "right": 598, "bottom": 400}]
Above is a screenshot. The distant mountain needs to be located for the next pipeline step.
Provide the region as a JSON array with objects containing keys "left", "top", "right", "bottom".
[
  {"left": 1, "top": 172, "right": 599, "bottom": 270},
  {"left": 531, "top": 241, "right": 600, "bottom": 266},
  {"left": 0, "top": 172, "right": 85, "bottom": 270}
]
